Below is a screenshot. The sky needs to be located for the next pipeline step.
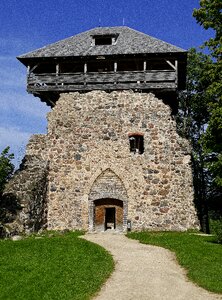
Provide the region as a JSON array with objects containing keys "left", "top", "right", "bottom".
[{"left": 0, "top": 0, "right": 212, "bottom": 168}]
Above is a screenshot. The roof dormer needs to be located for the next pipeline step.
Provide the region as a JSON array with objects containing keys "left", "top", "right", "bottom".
[{"left": 92, "top": 34, "right": 119, "bottom": 46}]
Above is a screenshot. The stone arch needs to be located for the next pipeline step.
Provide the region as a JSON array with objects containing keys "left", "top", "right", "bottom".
[
  {"left": 88, "top": 168, "right": 128, "bottom": 232},
  {"left": 86, "top": 164, "right": 130, "bottom": 195}
]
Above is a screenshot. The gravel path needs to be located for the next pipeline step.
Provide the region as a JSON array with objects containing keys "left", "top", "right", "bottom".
[{"left": 83, "top": 232, "right": 222, "bottom": 300}]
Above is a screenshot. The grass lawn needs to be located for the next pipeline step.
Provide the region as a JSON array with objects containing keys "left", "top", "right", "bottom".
[
  {"left": 127, "top": 231, "right": 222, "bottom": 294},
  {"left": 0, "top": 231, "right": 114, "bottom": 300}
]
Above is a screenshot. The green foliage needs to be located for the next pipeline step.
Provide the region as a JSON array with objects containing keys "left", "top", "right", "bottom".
[
  {"left": 0, "top": 231, "right": 114, "bottom": 300},
  {"left": 193, "top": 0, "right": 222, "bottom": 59},
  {"left": 180, "top": 1, "right": 222, "bottom": 226},
  {"left": 177, "top": 49, "right": 213, "bottom": 231},
  {"left": 193, "top": 1, "right": 222, "bottom": 189},
  {"left": 177, "top": 48, "right": 212, "bottom": 139},
  {"left": 0, "top": 147, "right": 14, "bottom": 195},
  {"left": 0, "top": 147, "right": 16, "bottom": 237},
  {"left": 203, "top": 106, "right": 222, "bottom": 186},
  {"left": 210, "top": 218, "right": 222, "bottom": 244},
  {"left": 128, "top": 231, "right": 222, "bottom": 294}
]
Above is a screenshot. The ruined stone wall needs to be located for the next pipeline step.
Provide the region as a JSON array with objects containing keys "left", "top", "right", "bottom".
[
  {"left": 3, "top": 135, "right": 48, "bottom": 235},
  {"left": 39, "top": 90, "right": 199, "bottom": 231}
]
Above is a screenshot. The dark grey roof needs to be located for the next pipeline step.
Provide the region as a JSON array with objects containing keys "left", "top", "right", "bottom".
[{"left": 18, "top": 26, "right": 186, "bottom": 59}]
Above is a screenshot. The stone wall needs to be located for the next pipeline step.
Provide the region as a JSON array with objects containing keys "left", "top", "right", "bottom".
[
  {"left": 4, "top": 90, "right": 200, "bottom": 234},
  {"left": 44, "top": 90, "right": 198, "bottom": 231},
  {"left": 3, "top": 149, "right": 48, "bottom": 235}
]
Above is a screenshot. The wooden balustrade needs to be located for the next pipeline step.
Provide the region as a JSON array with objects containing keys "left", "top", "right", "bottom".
[{"left": 27, "top": 70, "right": 176, "bottom": 93}]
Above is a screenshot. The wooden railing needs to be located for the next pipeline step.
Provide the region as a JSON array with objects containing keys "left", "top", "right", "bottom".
[{"left": 27, "top": 70, "right": 176, "bottom": 93}]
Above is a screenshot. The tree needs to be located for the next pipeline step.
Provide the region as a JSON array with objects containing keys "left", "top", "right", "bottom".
[
  {"left": 193, "top": 0, "right": 222, "bottom": 105},
  {"left": 177, "top": 48, "right": 213, "bottom": 232},
  {"left": 0, "top": 147, "right": 16, "bottom": 237},
  {"left": 193, "top": 0, "right": 222, "bottom": 59},
  {"left": 0, "top": 147, "right": 14, "bottom": 195},
  {"left": 203, "top": 106, "right": 222, "bottom": 187},
  {"left": 193, "top": 1, "right": 222, "bottom": 189},
  {"left": 180, "top": 0, "right": 222, "bottom": 231}
]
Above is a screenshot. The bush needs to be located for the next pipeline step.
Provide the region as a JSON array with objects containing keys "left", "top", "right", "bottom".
[
  {"left": 210, "top": 218, "right": 222, "bottom": 244},
  {"left": 0, "top": 146, "right": 14, "bottom": 194},
  {"left": 0, "top": 147, "right": 15, "bottom": 238}
]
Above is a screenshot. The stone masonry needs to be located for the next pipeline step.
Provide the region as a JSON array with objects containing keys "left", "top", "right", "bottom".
[
  {"left": 3, "top": 154, "right": 48, "bottom": 235},
  {"left": 4, "top": 90, "right": 199, "bottom": 234}
]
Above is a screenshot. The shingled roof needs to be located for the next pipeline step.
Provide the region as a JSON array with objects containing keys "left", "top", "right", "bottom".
[{"left": 18, "top": 26, "right": 186, "bottom": 60}]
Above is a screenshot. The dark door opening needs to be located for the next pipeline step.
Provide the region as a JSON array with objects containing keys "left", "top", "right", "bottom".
[{"left": 105, "top": 207, "right": 116, "bottom": 230}]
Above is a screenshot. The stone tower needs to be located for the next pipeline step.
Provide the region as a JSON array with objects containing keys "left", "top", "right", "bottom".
[{"left": 4, "top": 27, "right": 199, "bottom": 234}]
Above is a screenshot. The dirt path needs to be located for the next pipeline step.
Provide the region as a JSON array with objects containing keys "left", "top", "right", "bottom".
[{"left": 83, "top": 232, "right": 222, "bottom": 300}]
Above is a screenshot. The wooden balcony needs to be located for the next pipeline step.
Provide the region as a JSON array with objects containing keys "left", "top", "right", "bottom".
[{"left": 27, "top": 70, "right": 177, "bottom": 94}]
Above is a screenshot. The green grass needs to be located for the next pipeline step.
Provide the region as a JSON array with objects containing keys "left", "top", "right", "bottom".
[
  {"left": 127, "top": 231, "right": 222, "bottom": 294},
  {"left": 0, "top": 231, "right": 114, "bottom": 300}
]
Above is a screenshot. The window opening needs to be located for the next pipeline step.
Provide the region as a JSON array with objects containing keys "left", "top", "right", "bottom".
[
  {"left": 117, "top": 60, "right": 143, "bottom": 71},
  {"left": 87, "top": 60, "right": 114, "bottom": 72},
  {"left": 95, "top": 36, "right": 112, "bottom": 45},
  {"left": 60, "top": 62, "right": 83, "bottom": 73},
  {"left": 33, "top": 63, "right": 56, "bottom": 74},
  {"left": 129, "top": 134, "right": 144, "bottom": 154},
  {"left": 92, "top": 34, "right": 119, "bottom": 46},
  {"left": 145, "top": 59, "right": 172, "bottom": 70}
]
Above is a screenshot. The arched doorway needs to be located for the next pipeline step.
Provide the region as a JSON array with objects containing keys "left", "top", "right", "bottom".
[
  {"left": 88, "top": 169, "right": 128, "bottom": 232},
  {"left": 94, "top": 198, "right": 123, "bottom": 231}
]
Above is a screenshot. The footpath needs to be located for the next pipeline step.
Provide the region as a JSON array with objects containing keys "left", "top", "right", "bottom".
[{"left": 83, "top": 233, "right": 222, "bottom": 300}]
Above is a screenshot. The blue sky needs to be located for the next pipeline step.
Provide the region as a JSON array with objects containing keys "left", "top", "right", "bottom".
[{"left": 0, "top": 0, "right": 211, "bottom": 167}]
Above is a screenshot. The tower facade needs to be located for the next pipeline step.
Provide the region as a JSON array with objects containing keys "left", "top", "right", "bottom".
[{"left": 4, "top": 27, "right": 199, "bottom": 234}]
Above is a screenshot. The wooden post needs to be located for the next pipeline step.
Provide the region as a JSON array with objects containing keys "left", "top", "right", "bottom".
[
  {"left": 56, "top": 64, "right": 59, "bottom": 86},
  {"left": 56, "top": 64, "right": 59, "bottom": 75},
  {"left": 166, "top": 59, "right": 178, "bottom": 87},
  {"left": 114, "top": 62, "right": 117, "bottom": 84},
  {"left": 114, "top": 62, "right": 117, "bottom": 72},
  {"left": 27, "top": 65, "right": 30, "bottom": 76},
  {"left": 175, "top": 60, "right": 178, "bottom": 86},
  {"left": 143, "top": 61, "right": 146, "bottom": 71},
  {"left": 84, "top": 63, "right": 87, "bottom": 86},
  {"left": 143, "top": 61, "right": 146, "bottom": 83},
  {"left": 27, "top": 65, "right": 30, "bottom": 84},
  {"left": 84, "top": 63, "right": 87, "bottom": 74}
]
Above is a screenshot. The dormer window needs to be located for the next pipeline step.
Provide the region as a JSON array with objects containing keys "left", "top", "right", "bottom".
[
  {"left": 95, "top": 36, "right": 112, "bottom": 45},
  {"left": 92, "top": 34, "right": 119, "bottom": 46}
]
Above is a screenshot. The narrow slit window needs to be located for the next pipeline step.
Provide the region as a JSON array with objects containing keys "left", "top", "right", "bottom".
[{"left": 129, "top": 134, "right": 144, "bottom": 154}]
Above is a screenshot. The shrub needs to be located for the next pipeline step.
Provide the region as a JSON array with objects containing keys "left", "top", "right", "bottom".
[
  {"left": 0, "top": 147, "right": 14, "bottom": 194},
  {"left": 210, "top": 218, "right": 222, "bottom": 244}
]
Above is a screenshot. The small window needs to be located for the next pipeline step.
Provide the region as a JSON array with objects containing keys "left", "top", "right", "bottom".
[
  {"left": 129, "top": 134, "right": 144, "bottom": 154},
  {"left": 95, "top": 36, "right": 112, "bottom": 45},
  {"left": 92, "top": 34, "right": 119, "bottom": 46}
]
